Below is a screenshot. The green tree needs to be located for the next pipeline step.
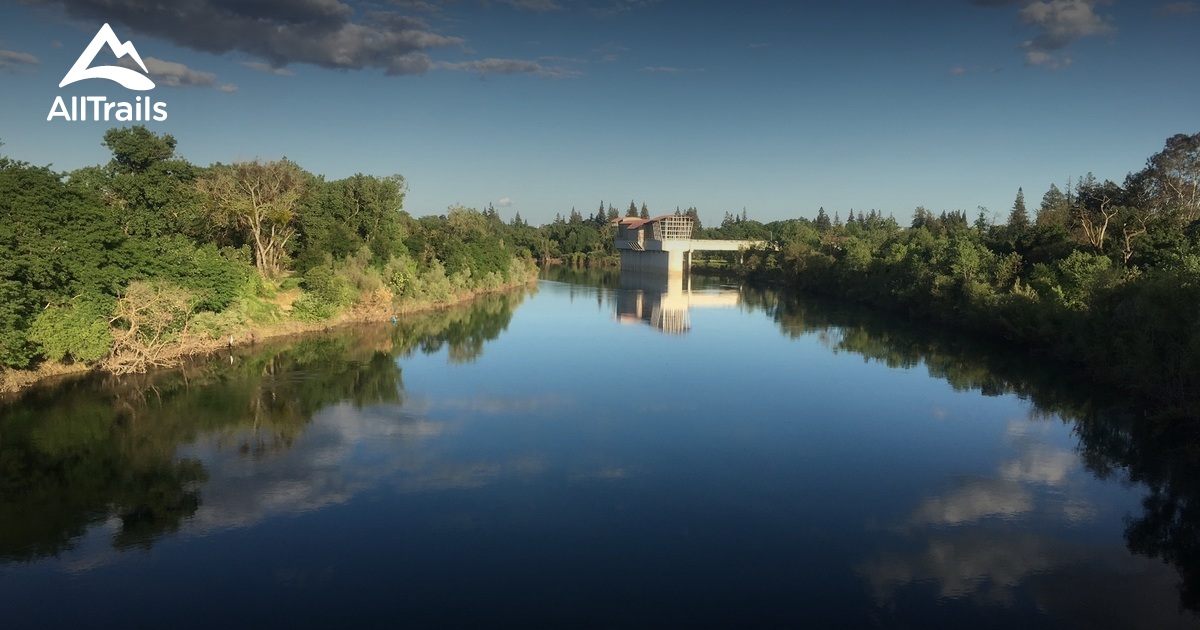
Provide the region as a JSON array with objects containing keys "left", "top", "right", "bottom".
[
  {"left": 197, "top": 160, "right": 308, "bottom": 280},
  {"left": 1140, "top": 132, "right": 1200, "bottom": 221},
  {"left": 72, "top": 126, "right": 202, "bottom": 239},
  {"left": 1008, "top": 187, "right": 1029, "bottom": 231},
  {"left": 814, "top": 207, "right": 831, "bottom": 232},
  {"left": 296, "top": 173, "right": 408, "bottom": 272},
  {"left": 102, "top": 126, "right": 177, "bottom": 175},
  {"left": 0, "top": 160, "right": 126, "bottom": 367},
  {"left": 1037, "top": 183, "right": 1069, "bottom": 227}
]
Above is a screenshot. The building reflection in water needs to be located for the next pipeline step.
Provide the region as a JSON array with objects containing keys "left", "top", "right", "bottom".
[{"left": 614, "top": 272, "right": 741, "bottom": 334}]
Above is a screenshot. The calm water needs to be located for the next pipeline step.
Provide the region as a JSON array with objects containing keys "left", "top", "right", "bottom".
[{"left": 1, "top": 270, "right": 1197, "bottom": 628}]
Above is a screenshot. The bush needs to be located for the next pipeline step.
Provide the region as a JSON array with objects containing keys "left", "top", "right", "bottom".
[
  {"left": 28, "top": 296, "right": 115, "bottom": 363},
  {"left": 190, "top": 308, "right": 249, "bottom": 340},
  {"left": 292, "top": 260, "right": 356, "bottom": 321}
]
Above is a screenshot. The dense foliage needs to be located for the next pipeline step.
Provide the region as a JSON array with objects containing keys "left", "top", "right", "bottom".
[
  {"left": 733, "top": 133, "right": 1200, "bottom": 415},
  {"left": 0, "top": 128, "right": 535, "bottom": 375}
]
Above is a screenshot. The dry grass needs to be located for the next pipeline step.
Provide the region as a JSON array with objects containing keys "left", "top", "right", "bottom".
[{"left": 0, "top": 361, "right": 91, "bottom": 395}]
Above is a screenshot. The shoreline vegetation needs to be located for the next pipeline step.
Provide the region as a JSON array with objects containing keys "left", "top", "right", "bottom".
[
  {"left": 0, "top": 277, "right": 537, "bottom": 397},
  {"left": 516, "top": 131, "right": 1199, "bottom": 420},
  {"left": 719, "top": 132, "right": 1200, "bottom": 420},
  {"left": 0, "top": 126, "right": 539, "bottom": 395},
  {"left": 528, "top": 132, "right": 1200, "bottom": 422},
  {"left": 4, "top": 126, "right": 1198, "bottom": 418}
]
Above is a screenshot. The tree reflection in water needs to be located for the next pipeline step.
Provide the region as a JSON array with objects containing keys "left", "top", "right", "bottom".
[
  {"left": 742, "top": 288, "right": 1200, "bottom": 616},
  {"left": 0, "top": 289, "right": 527, "bottom": 562}
]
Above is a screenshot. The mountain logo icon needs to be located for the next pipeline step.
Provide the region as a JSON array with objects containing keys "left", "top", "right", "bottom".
[{"left": 59, "top": 23, "right": 155, "bottom": 91}]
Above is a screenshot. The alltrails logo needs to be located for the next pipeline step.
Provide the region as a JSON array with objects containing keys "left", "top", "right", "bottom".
[{"left": 48, "top": 23, "right": 168, "bottom": 122}]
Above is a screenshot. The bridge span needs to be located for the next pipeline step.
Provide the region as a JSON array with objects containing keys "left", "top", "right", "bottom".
[{"left": 614, "top": 215, "right": 762, "bottom": 274}]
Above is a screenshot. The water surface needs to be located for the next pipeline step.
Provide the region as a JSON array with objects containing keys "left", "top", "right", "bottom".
[{"left": 1, "top": 272, "right": 1196, "bottom": 628}]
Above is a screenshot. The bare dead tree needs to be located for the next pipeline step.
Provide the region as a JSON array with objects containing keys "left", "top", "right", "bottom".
[{"left": 104, "top": 281, "right": 196, "bottom": 374}]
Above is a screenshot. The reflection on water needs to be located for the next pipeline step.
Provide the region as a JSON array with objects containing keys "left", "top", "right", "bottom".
[
  {"left": 0, "top": 289, "right": 527, "bottom": 564},
  {"left": 1, "top": 276, "right": 1198, "bottom": 627},
  {"left": 614, "top": 272, "right": 740, "bottom": 334},
  {"left": 745, "top": 291, "right": 1200, "bottom": 624}
]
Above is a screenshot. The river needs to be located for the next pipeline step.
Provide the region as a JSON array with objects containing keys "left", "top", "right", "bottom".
[{"left": 1, "top": 270, "right": 1196, "bottom": 628}]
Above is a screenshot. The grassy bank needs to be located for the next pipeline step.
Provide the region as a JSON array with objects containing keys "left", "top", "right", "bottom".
[{"left": 0, "top": 267, "right": 537, "bottom": 396}]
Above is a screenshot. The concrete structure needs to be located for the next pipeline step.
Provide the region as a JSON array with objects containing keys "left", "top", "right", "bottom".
[
  {"left": 614, "top": 215, "right": 761, "bottom": 274},
  {"left": 615, "top": 272, "right": 741, "bottom": 334}
]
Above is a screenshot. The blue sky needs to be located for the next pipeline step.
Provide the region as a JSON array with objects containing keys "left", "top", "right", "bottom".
[{"left": 1, "top": 0, "right": 1197, "bottom": 226}]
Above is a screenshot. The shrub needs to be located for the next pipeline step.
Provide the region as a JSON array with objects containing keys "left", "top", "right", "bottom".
[{"left": 28, "top": 296, "right": 115, "bottom": 363}]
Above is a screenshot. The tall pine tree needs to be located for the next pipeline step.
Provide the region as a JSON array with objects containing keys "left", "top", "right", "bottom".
[
  {"left": 814, "top": 207, "right": 831, "bottom": 232},
  {"left": 1008, "top": 187, "right": 1029, "bottom": 230}
]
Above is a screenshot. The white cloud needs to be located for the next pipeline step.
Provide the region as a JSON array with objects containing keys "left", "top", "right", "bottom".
[
  {"left": 976, "top": 0, "right": 1115, "bottom": 68},
  {"left": 1018, "top": 0, "right": 1114, "bottom": 66},
  {"left": 497, "top": 197, "right": 514, "bottom": 207}
]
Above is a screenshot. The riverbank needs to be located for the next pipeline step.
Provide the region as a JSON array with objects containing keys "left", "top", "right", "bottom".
[
  {"left": 0, "top": 275, "right": 538, "bottom": 397},
  {"left": 737, "top": 257, "right": 1200, "bottom": 423}
]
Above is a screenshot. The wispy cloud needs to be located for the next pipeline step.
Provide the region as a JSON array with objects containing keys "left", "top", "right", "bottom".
[
  {"left": 497, "top": 197, "right": 514, "bottom": 207},
  {"left": 241, "top": 61, "right": 295, "bottom": 76},
  {"left": 641, "top": 65, "right": 704, "bottom": 74},
  {"left": 748, "top": 42, "right": 771, "bottom": 49},
  {"left": 388, "top": 0, "right": 448, "bottom": 12},
  {"left": 1157, "top": 1, "right": 1199, "bottom": 15},
  {"left": 0, "top": 48, "right": 39, "bottom": 73},
  {"left": 947, "top": 65, "right": 970, "bottom": 76},
  {"left": 438, "top": 57, "right": 580, "bottom": 78},
  {"left": 503, "top": 0, "right": 563, "bottom": 11},
  {"left": 119, "top": 55, "right": 236, "bottom": 92},
  {"left": 593, "top": 0, "right": 661, "bottom": 17},
  {"left": 592, "top": 41, "right": 628, "bottom": 62}
]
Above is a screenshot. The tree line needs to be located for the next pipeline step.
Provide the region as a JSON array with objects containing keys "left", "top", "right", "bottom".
[
  {"left": 731, "top": 132, "right": 1200, "bottom": 416},
  {"left": 0, "top": 127, "right": 537, "bottom": 377}
]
